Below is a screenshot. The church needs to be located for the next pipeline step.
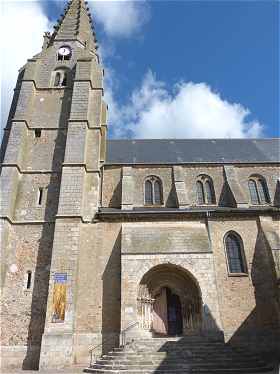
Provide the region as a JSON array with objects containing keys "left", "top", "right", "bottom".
[{"left": 1, "top": 0, "right": 279, "bottom": 372}]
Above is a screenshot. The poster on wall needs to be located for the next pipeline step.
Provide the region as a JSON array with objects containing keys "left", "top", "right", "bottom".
[{"left": 52, "top": 273, "right": 67, "bottom": 323}]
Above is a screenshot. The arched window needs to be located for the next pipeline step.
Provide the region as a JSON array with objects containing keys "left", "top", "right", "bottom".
[
  {"left": 205, "top": 180, "right": 215, "bottom": 204},
  {"left": 225, "top": 232, "right": 247, "bottom": 274},
  {"left": 248, "top": 176, "right": 270, "bottom": 205},
  {"left": 53, "top": 69, "right": 69, "bottom": 87},
  {"left": 145, "top": 179, "right": 153, "bottom": 205},
  {"left": 196, "top": 175, "right": 216, "bottom": 205},
  {"left": 54, "top": 72, "right": 61, "bottom": 87},
  {"left": 196, "top": 181, "right": 204, "bottom": 205},
  {"left": 154, "top": 179, "right": 162, "bottom": 204},
  {"left": 144, "top": 176, "right": 163, "bottom": 205},
  {"left": 61, "top": 74, "right": 67, "bottom": 87}
]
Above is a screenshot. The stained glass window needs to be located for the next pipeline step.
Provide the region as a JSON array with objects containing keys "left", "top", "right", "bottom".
[
  {"left": 205, "top": 180, "right": 215, "bottom": 204},
  {"left": 248, "top": 178, "right": 270, "bottom": 205},
  {"left": 196, "top": 181, "right": 205, "bottom": 204},
  {"left": 144, "top": 177, "right": 163, "bottom": 205},
  {"left": 225, "top": 233, "right": 246, "bottom": 273},
  {"left": 257, "top": 179, "right": 270, "bottom": 204},
  {"left": 154, "top": 180, "right": 162, "bottom": 204},
  {"left": 145, "top": 180, "right": 153, "bottom": 205},
  {"left": 248, "top": 179, "right": 259, "bottom": 204}
]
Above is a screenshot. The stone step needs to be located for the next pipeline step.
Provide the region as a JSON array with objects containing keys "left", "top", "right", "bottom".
[
  {"left": 104, "top": 354, "right": 265, "bottom": 364},
  {"left": 86, "top": 338, "right": 272, "bottom": 374},
  {"left": 107, "top": 350, "right": 262, "bottom": 359},
  {"left": 124, "top": 345, "right": 241, "bottom": 351},
  {"left": 99, "top": 360, "right": 267, "bottom": 368},
  {"left": 136, "top": 344, "right": 231, "bottom": 350},
  {"left": 94, "top": 363, "right": 267, "bottom": 371},
  {"left": 127, "top": 339, "right": 224, "bottom": 344},
  {"left": 130, "top": 342, "right": 230, "bottom": 349},
  {"left": 97, "top": 358, "right": 266, "bottom": 366},
  {"left": 85, "top": 366, "right": 272, "bottom": 374},
  {"left": 127, "top": 348, "right": 259, "bottom": 356}
]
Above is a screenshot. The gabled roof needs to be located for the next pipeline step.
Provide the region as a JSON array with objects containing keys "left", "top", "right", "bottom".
[{"left": 105, "top": 138, "right": 280, "bottom": 164}]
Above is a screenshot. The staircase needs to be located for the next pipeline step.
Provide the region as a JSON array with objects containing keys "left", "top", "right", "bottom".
[{"left": 85, "top": 336, "right": 273, "bottom": 374}]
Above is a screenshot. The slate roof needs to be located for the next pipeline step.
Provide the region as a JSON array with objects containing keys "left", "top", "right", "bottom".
[{"left": 105, "top": 138, "right": 280, "bottom": 165}]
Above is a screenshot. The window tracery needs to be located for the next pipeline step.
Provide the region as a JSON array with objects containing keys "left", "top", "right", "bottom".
[
  {"left": 248, "top": 176, "right": 270, "bottom": 205},
  {"left": 144, "top": 176, "right": 163, "bottom": 205},
  {"left": 225, "top": 232, "right": 247, "bottom": 274},
  {"left": 196, "top": 175, "right": 216, "bottom": 204}
]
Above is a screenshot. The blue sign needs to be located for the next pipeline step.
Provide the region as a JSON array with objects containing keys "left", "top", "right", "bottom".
[{"left": 54, "top": 273, "right": 67, "bottom": 283}]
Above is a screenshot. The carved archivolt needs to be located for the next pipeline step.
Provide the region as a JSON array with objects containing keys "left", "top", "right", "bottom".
[{"left": 137, "top": 264, "right": 202, "bottom": 334}]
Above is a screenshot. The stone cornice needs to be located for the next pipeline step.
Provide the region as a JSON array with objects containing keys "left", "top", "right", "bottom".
[
  {"left": 4, "top": 119, "right": 103, "bottom": 131},
  {"left": 1, "top": 164, "right": 62, "bottom": 174},
  {"left": 96, "top": 207, "right": 280, "bottom": 222}
]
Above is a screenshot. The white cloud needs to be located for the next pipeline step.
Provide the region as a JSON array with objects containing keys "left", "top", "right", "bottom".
[
  {"left": 108, "top": 70, "right": 263, "bottom": 139},
  {"left": 0, "top": 0, "right": 148, "bottom": 133},
  {"left": 0, "top": 0, "right": 52, "bottom": 131},
  {"left": 0, "top": 1, "right": 263, "bottom": 142},
  {"left": 90, "top": 0, "right": 150, "bottom": 38}
]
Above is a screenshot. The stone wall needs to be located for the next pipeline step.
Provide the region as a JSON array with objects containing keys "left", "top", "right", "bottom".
[
  {"left": 0, "top": 223, "right": 54, "bottom": 369},
  {"left": 102, "top": 164, "right": 280, "bottom": 209},
  {"left": 236, "top": 165, "right": 279, "bottom": 205},
  {"left": 102, "top": 166, "right": 122, "bottom": 208},
  {"left": 120, "top": 220, "right": 223, "bottom": 337},
  {"left": 73, "top": 222, "right": 121, "bottom": 364},
  {"left": 209, "top": 215, "right": 280, "bottom": 353},
  {"left": 13, "top": 173, "right": 61, "bottom": 221}
]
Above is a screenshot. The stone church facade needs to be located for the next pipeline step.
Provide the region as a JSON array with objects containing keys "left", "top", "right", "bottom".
[{"left": 1, "top": 0, "right": 279, "bottom": 370}]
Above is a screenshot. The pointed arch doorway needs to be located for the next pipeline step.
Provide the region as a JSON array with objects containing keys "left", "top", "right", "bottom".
[{"left": 138, "top": 264, "right": 202, "bottom": 336}]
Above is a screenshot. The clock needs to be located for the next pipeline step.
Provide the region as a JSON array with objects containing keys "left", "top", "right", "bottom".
[{"left": 58, "top": 46, "right": 71, "bottom": 57}]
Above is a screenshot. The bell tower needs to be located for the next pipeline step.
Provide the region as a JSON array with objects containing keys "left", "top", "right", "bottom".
[{"left": 1, "top": 0, "right": 107, "bottom": 369}]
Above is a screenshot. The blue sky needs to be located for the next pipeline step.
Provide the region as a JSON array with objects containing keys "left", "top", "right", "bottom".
[{"left": 1, "top": 0, "right": 279, "bottom": 139}]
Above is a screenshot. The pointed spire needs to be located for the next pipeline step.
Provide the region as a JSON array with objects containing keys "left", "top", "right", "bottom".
[{"left": 51, "top": 0, "right": 98, "bottom": 51}]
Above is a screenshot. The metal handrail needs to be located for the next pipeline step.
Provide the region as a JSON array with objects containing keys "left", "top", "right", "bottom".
[
  {"left": 88, "top": 321, "right": 139, "bottom": 366},
  {"left": 120, "top": 321, "right": 139, "bottom": 348}
]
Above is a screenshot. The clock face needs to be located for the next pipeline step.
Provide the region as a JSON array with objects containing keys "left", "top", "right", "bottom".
[{"left": 58, "top": 46, "right": 71, "bottom": 56}]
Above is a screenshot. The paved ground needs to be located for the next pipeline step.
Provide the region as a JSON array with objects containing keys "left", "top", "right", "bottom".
[
  {"left": 1, "top": 366, "right": 85, "bottom": 374},
  {"left": 1, "top": 369, "right": 83, "bottom": 374}
]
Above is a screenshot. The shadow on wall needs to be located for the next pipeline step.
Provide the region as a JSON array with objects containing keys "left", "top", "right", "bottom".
[
  {"left": 148, "top": 220, "right": 280, "bottom": 372},
  {"left": 153, "top": 300, "right": 278, "bottom": 372},
  {"left": 22, "top": 87, "right": 72, "bottom": 370},
  {"left": 274, "top": 180, "right": 280, "bottom": 207},
  {"left": 166, "top": 183, "right": 178, "bottom": 208},
  {"left": 101, "top": 230, "right": 121, "bottom": 355},
  {"left": 218, "top": 179, "right": 237, "bottom": 208},
  {"left": 227, "top": 219, "right": 280, "bottom": 363},
  {"left": 109, "top": 179, "right": 122, "bottom": 208},
  {"left": 0, "top": 70, "right": 24, "bottom": 162}
]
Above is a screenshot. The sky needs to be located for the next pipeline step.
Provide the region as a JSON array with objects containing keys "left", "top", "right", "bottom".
[{"left": 0, "top": 0, "right": 279, "bottom": 139}]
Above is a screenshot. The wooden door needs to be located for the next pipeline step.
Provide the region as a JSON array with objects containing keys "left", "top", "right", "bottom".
[
  {"left": 152, "top": 287, "right": 168, "bottom": 335},
  {"left": 167, "top": 290, "right": 183, "bottom": 336}
]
